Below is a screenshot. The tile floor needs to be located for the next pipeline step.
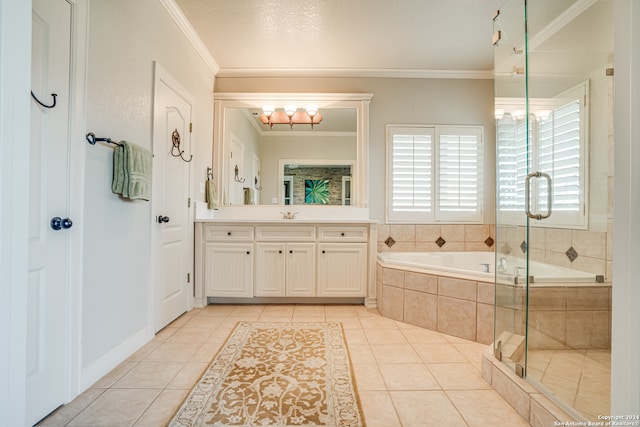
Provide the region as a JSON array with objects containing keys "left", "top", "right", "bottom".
[
  {"left": 39, "top": 304, "right": 530, "bottom": 427},
  {"left": 526, "top": 349, "right": 611, "bottom": 421}
]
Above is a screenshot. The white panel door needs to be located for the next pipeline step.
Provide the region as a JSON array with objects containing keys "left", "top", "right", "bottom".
[
  {"left": 317, "top": 243, "right": 367, "bottom": 297},
  {"left": 152, "top": 65, "right": 193, "bottom": 332},
  {"left": 27, "top": 0, "right": 71, "bottom": 424},
  {"left": 286, "top": 243, "right": 316, "bottom": 297},
  {"left": 228, "top": 135, "right": 245, "bottom": 205},
  {"left": 255, "top": 243, "right": 286, "bottom": 296}
]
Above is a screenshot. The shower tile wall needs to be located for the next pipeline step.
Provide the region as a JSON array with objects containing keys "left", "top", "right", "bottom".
[
  {"left": 377, "top": 224, "right": 496, "bottom": 253},
  {"left": 501, "top": 226, "right": 613, "bottom": 280}
]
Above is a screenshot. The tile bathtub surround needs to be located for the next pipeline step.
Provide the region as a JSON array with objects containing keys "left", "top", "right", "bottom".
[
  {"left": 39, "top": 304, "right": 529, "bottom": 427},
  {"left": 378, "top": 265, "right": 495, "bottom": 344},
  {"left": 499, "top": 225, "right": 613, "bottom": 280},
  {"left": 377, "top": 223, "right": 496, "bottom": 253}
]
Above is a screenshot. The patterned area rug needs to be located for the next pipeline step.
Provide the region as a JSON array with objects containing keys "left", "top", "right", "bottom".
[{"left": 169, "top": 322, "right": 365, "bottom": 427}]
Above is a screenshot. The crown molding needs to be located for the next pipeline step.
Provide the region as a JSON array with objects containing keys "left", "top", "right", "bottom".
[
  {"left": 159, "top": 0, "right": 220, "bottom": 74},
  {"left": 215, "top": 67, "right": 494, "bottom": 79}
]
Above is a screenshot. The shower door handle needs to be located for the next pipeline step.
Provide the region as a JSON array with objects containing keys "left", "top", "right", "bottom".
[{"left": 525, "top": 171, "right": 552, "bottom": 220}]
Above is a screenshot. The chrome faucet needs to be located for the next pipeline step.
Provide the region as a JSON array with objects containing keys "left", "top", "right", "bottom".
[
  {"left": 479, "top": 263, "right": 490, "bottom": 273},
  {"left": 280, "top": 211, "right": 298, "bottom": 219},
  {"left": 498, "top": 257, "right": 508, "bottom": 273}
]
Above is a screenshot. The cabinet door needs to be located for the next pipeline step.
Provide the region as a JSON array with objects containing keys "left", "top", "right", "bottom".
[
  {"left": 286, "top": 243, "right": 316, "bottom": 297},
  {"left": 317, "top": 243, "right": 367, "bottom": 297},
  {"left": 205, "top": 243, "right": 253, "bottom": 297},
  {"left": 255, "top": 243, "right": 286, "bottom": 297}
]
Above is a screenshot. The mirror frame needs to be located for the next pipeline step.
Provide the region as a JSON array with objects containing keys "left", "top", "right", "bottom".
[{"left": 213, "top": 93, "right": 373, "bottom": 208}]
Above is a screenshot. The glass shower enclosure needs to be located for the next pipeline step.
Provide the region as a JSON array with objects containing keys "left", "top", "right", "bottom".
[{"left": 493, "top": 0, "right": 613, "bottom": 421}]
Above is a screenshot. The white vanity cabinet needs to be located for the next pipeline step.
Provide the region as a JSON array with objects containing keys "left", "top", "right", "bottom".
[
  {"left": 203, "top": 225, "right": 254, "bottom": 298},
  {"left": 255, "top": 243, "right": 316, "bottom": 297},
  {"left": 195, "top": 221, "right": 376, "bottom": 305},
  {"left": 317, "top": 226, "right": 368, "bottom": 297}
]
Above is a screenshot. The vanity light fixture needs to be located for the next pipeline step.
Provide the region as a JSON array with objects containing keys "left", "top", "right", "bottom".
[{"left": 259, "top": 104, "right": 323, "bottom": 129}]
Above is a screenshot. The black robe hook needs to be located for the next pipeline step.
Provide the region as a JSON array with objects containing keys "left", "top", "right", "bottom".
[{"left": 31, "top": 91, "right": 57, "bottom": 109}]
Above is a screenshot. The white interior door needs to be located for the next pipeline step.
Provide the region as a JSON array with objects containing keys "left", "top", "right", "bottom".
[
  {"left": 152, "top": 64, "right": 193, "bottom": 332},
  {"left": 27, "top": 0, "right": 72, "bottom": 424},
  {"left": 228, "top": 135, "right": 245, "bottom": 205}
]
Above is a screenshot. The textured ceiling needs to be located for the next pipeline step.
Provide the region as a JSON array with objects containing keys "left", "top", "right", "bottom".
[{"left": 175, "top": 0, "right": 504, "bottom": 77}]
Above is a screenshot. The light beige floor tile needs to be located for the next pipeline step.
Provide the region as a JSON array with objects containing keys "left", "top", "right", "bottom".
[
  {"left": 112, "top": 361, "right": 183, "bottom": 389},
  {"left": 329, "top": 317, "right": 362, "bottom": 329},
  {"left": 91, "top": 361, "right": 138, "bottom": 389},
  {"left": 448, "top": 389, "right": 530, "bottom": 427},
  {"left": 126, "top": 341, "right": 161, "bottom": 362},
  {"left": 166, "top": 312, "right": 196, "bottom": 327},
  {"left": 378, "top": 364, "right": 441, "bottom": 390},
  {"left": 364, "top": 328, "right": 408, "bottom": 345},
  {"left": 144, "top": 341, "right": 201, "bottom": 363},
  {"left": 165, "top": 327, "right": 212, "bottom": 344},
  {"left": 352, "top": 364, "right": 387, "bottom": 390},
  {"left": 428, "top": 363, "right": 491, "bottom": 390},
  {"left": 166, "top": 362, "right": 208, "bottom": 389},
  {"left": 359, "top": 317, "right": 401, "bottom": 330},
  {"left": 343, "top": 328, "right": 368, "bottom": 345},
  {"left": 182, "top": 315, "right": 228, "bottom": 329},
  {"left": 190, "top": 341, "right": 224, "bottom": 363},
  {"left": 412, "top": 343, "right": 468, "bottom": 364},
  {"left": 37, "top": 388, "right": 105, "bottom": 426},
  {"left": 358, "top": 391, "right": 402, "bottom": 427},
  {"left": 206, "top": 326, "right": 235, "bottom": 343},
  {"left": 291, "top": 316, "right": 326, "bottom": 322},
  {"left": 257, "top": 316, "right": 294, "bottom": 322},
  {"left": 195, "top": 305, "right": 235, "bottom": 317},
  {"left": 67, "top": 388, "right": 160, "bottom": 427},
  {"left": 390, "top": 390, "right": 468, "bottom": 427},
  {"left": 133, "top": 389, "right": 190, "bottom": 426},
  {"left": 400, "top": 327, "right": 449, "bottom": 343},
  {"left": 152, "top": 326, "right": 179, "bottom": 343},
  {"left": 454, "top": 342, "right": 488, "bottom": 364},
  {"left": 370, "top": 344, "right": 422, "bottom": 364},
  {"left": 347, "top": 344, "right": 377, "bottom": 364}
]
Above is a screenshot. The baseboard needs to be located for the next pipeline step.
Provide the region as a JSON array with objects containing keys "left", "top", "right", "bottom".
[{"left": 79, "top": 325, "right": 154, "bottom": 392}]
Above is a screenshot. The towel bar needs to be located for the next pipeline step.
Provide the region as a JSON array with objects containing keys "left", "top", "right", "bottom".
[{"left": 86, "top": 132, "right": 122, "bottom": 146}]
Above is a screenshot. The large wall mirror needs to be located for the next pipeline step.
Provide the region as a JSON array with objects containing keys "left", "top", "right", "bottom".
[{"left": 213, "top": 93, "right": 372, "bottom": 208}]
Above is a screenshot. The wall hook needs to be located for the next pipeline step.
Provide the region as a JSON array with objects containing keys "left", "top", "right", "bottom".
[
  {"left": 254, "top": 176, "right": 262, "bottom": 190},
  {"left": 234, "top": 165, "right": 245, "bottom": 183},
  {"left": 31, "top": 91, "right": 57, "bottom": 109},
  {"left": 206, "top": 167, "right": 214, "bottom": 180},
  {"left": 170, "top": 129, "right": 193, "bottom": 162}
]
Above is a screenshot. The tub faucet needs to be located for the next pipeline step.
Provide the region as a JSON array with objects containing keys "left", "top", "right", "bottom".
[
  {"left": 498, "top": 257, "right": 508, "bottom": 273},
  {"left": 280, "top": 211, "right": 298, "bottom": 219},
  {"left": 479, "top": 263, "right": 490, "bottom": 273},
  {"left": 513, "top": 266, "right": 525, "bottom": 276}
]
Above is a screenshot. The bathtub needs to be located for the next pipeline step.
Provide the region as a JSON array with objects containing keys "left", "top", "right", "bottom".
[{"left": 376, "top": 251, "right": 602, "bottom": 285}]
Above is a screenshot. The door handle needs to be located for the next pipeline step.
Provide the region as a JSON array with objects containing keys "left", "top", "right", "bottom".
[
  {"left": 525, "top": 171, "right": 552, "bottom": 220},
  {"left": 157, "top": 215, "right": 170, "bottom": 223},
  {"left": 51, "top": 217, "right": 73, "bottom": 231}
]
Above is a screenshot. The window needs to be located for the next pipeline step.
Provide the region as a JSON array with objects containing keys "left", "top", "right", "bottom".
[
  {"left": 386, "top": 125, "right": 483, "bottom": 223},
  {"left": 496, "top": 82, "right": 588, "bottom": 228}
]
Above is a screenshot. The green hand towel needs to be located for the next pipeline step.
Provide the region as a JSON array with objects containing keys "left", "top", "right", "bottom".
[
  {"left": 205, "top": 179, "right": 218, "bottom": 210},
  {"left": 112, "top": 141, "right": 152, "bottom": 201}
]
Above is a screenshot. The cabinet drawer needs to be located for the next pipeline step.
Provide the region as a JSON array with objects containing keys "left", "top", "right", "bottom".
[
  {"left": 255, "top": 225, "right": 316, "bottom": 241},
  {"left": 317, "top": 226, "right": 368, "bottom": 242},
  {"left": 205, "top": 225, "right": 254, "bottom": 241}
]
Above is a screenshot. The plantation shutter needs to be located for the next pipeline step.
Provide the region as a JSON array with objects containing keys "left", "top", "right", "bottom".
[
  {"left": 537, "top": 100, "right": 581, "bottom": 213},
  {"left": 388, "top": 127, "right": 433, "bottom": 221},
  {"left": 437, "top": 127, "right": 483, "bottom": 222},
  {"left": 497, "top": 118, "right": 529, "bottom": 212}
]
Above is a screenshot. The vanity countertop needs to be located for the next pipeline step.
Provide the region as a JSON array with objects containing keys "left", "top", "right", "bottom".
[{"left": 194, "top": 218, "right": 378, "bottom": 224}]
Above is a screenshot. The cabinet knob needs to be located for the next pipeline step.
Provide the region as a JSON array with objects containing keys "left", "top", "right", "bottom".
[
  {"left": 341, "top": 232, "right": 345, "bottom": 236},
  {"left": 278, "top": 250, "right": 283, "bottom": 254},
  {"left": 322, "top": 250, "right": 326, "bottom": 254},
  {"left": 289, "top": 250, "right": 293, "bottom": 254},
  {"left": 227, "top": 231, "right": 232, "bottom": 236},
  {"left": 246, "top": 251, "right": 250, "bottom": 255}
]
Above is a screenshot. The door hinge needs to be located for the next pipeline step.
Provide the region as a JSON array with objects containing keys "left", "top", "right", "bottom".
[
  {"left": 188, "top": 197, "right": 191, "bottom": 208},
  {"left": 187, "top": 273, "right": 190, "bottom": 283},
  {"left": 189, "top": 123, "right": 193, "bottom": 133}
]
